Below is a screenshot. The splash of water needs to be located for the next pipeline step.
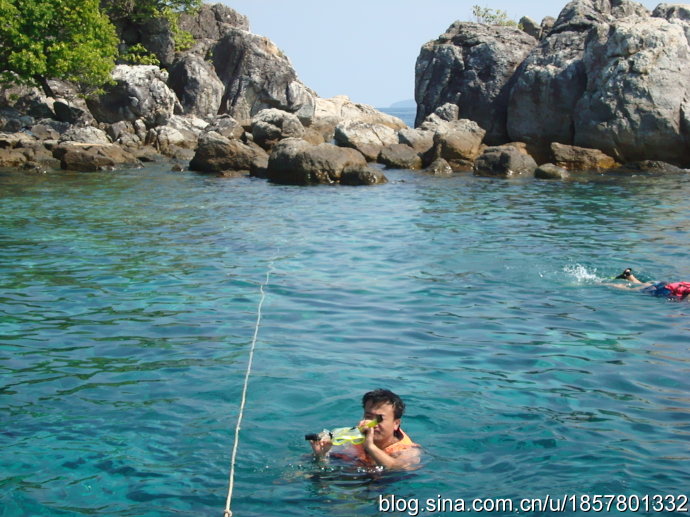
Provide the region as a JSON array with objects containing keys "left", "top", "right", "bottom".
[{"left": 562, "top": 264, "right": 604, "bottom": 284}]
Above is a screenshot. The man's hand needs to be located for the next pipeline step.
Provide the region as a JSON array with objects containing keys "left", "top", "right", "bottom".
[{"left": 309, "top": 438, "right": 332, "bottom": 458}]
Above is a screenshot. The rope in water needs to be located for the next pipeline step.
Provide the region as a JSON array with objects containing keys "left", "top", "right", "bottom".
[{"left": 223, "top": 262, "right": 274, "bottom": 517}]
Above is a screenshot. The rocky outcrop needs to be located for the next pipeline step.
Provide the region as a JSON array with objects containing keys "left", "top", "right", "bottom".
[
  {"left": 213, "top": 29, "right": 316, "bottom": 123},
  {"left": 415, "top": 22, "right": 536, "bottom": 143},
  {"left": 415, "top": 0, "right": 690, "bottom": 167},
  {"left": 87, "top": 66, "right": 177, "bottom": 127},
  {"left": 266, "top": 138, "right": 373, "bottom": 185},
  {"left": 168, "top": 55, "right": 224, "bottom": 118},
  {"left": 179, "top": 3, "right": 250, "bottom": 46},
  {"left": 115, "top": 3, "right": 249, "bottom": 68},
  {"left": 506, "top": 0, "right": 659, "bottom": 160}
]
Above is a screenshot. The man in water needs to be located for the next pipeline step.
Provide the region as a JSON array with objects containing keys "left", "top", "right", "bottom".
[
  {"left": 613, "top": 268, "right": 690, "bottom": 300},
  {"left": 308, "top": 388, "right": 421, "bottom": 470}
]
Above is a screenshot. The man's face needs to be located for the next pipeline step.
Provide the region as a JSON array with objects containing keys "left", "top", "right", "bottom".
[{"left": 363, "top": 401, "right": 400, "bottom": 445}]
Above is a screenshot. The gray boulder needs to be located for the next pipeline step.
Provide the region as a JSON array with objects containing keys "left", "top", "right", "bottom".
[
  {"left": 474, "top": 145, "right": 538, "bottom": 177},
  {"left": 520, "top": 16, "right": 542, "bottom": 39},
  {"left": 189, "top": 131, "right": 266, "bottom": 174},
  {"left": 213, "top": 29, "right": 316, "bottom": 122},
  {"left": 574, "top": 16, "right": 690, "bottom": 165},
  {"left": 418, "top": 103, "right": 460, "bottom": 132},
  {"left": 432, "top": 119, "right": 486, "bottom": 170},
  {"left": 415, "top": 22, "right": 536, "bottom": 143},
  {"left": 398, "top": 127, "right": 435, "bottom": 154},
  {"left": 266, "top": 138, "right": 368, "bottom": 185},
  {"left": 87, "top": 65, "right": 177, "bottom": 127},
  {"left": 334, "top": 121, "right": 399, "bottom": 161},
  {"left": 378, "top": 144, "right": 423, "bottom": 170},
  {"left": 53, "top": 98, "right": 94, "bottom": 125},
  {"left": 168, "top": 54, "right": 224, "bottom": 118},
  {"left": 251, "top": 108, "right": 305, "bottom": 149},
  {"left": 204, "top": 115, "right": 245, "bottom": 140}
]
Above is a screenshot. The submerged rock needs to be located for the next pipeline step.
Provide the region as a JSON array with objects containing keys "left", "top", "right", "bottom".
[
  {"left": 535, "top": 163, "right": 570, "bottom": 179},
  {"left": 425, "top": 158, "right": 454, "bottom": 176},
  {"left": 340, "top": 167, "right": 388, "bottom": 185},
  {"left": 474, "top": 145, "right": 537, "bottom": 177}
]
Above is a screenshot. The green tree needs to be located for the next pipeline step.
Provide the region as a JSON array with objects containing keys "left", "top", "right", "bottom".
[
  {"left": 471, "top": 5, "right": 518, "bottom": 27},
  {"left": 0, "top": 0, "right": 118, "bottom": 96}
]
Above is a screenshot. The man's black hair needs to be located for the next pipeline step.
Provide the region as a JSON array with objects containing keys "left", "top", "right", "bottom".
[{"left": 362, "top": 389, "right": 405, "bottom": 420}]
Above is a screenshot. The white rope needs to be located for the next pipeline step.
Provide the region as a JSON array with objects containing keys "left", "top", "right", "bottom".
[{"left": 223, "top": 262, "right": 274, "bottom": 517}]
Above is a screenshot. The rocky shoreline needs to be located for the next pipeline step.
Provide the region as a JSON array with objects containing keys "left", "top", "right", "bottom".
[{"left": 1, "top": 1, "right": 689, "bottom": 184}]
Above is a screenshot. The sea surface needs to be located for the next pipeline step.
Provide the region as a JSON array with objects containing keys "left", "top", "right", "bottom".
[{"left": 1, "top": 163, "right": 689, "bottom": 517}]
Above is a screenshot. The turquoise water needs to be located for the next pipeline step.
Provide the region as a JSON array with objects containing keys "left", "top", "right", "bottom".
[{"left": 1, "top": 165, "right": 689, "bottom": 516}]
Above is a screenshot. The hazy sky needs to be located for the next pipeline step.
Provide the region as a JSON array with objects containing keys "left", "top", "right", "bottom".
[{"left": 224, "top": 1, "right": 661, "bottom": 107}]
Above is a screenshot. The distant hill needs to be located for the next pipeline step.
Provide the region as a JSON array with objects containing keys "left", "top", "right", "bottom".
[{"left": 389, "top": 99, "right": 416, "bottom": 108}]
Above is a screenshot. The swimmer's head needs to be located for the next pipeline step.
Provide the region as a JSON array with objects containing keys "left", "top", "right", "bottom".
[
  {"left": 362, "top": 389, "right": 405, "bottom": 419},
  {"left": 616, "top": 268, "right": 633, "bottom": 280}
]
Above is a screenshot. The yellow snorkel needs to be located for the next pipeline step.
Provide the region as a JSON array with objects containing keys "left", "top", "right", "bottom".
[{"left": 305, "top": 415, "right": 382, "bottom": 445}]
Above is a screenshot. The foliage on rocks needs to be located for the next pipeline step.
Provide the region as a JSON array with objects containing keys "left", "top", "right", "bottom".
[{"left": 0, "top": 0, "right": 118, "bottom": 95}]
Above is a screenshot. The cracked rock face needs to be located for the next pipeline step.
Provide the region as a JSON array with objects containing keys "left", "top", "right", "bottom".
[
  {"left": 574, "top": 16, "right": 690, "bottom": 164},
  {"left": 87, "top": 66, "right": 177, "bottom": 127},
  {"left": 415, "top": 22, "right": 537, "bottom": 144}
]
